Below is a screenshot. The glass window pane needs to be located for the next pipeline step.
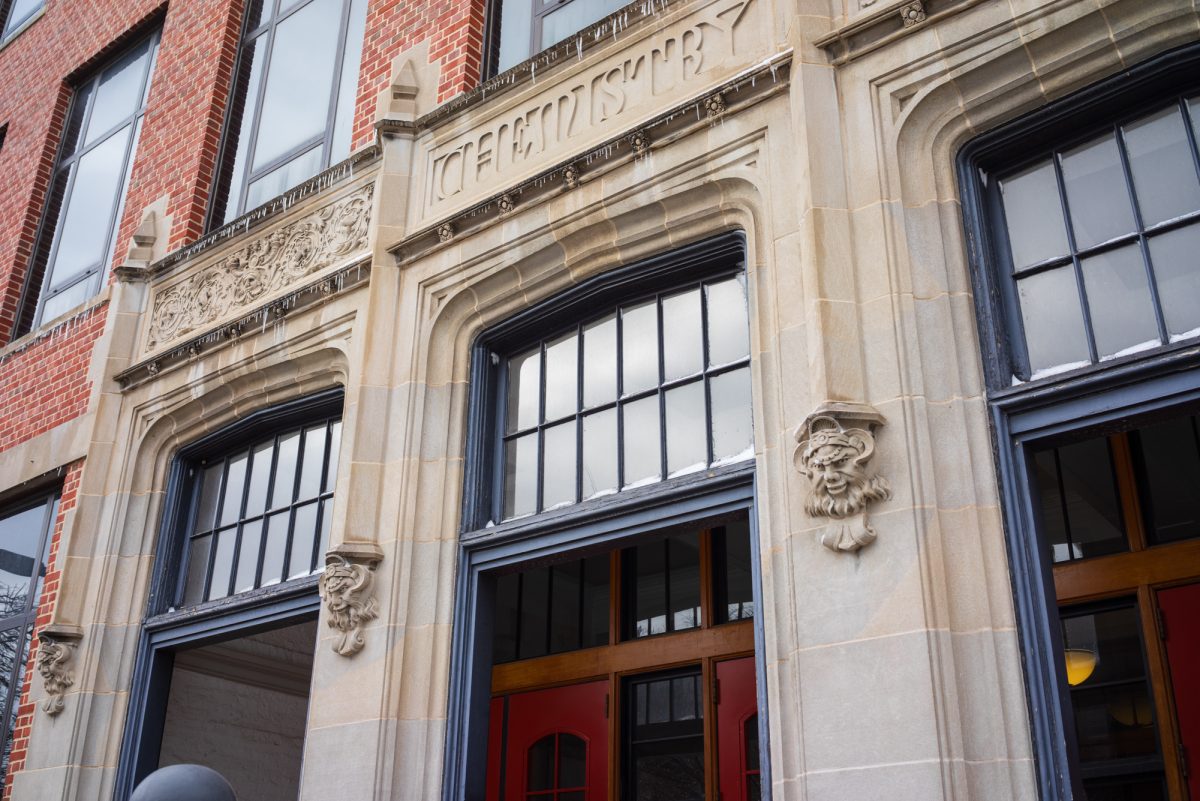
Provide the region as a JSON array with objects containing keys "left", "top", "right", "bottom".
[
  {"left": 667, "top": 534, "right": 701, "bottom": 631},
  {"left": 243, "top": 145, "right": 323, "bottom": 210},
  {"left": 548, "top": 561, "right": 582, "bottom": 654},
  {"left": 506, "top": 348, "right": 540, "bottom": 434},
  {"left": 582, "top": 409, "right": 618, "bottom": 500},
  {"left": 543, "top": 331, "right": 578, "bottom": 422},
  {"left": 234, "top": 520, "right": 263, "bottom": 593},
  {"left": 271, "top": 431, "right": 301, "bottom": 509},
  {"left": 221, "top": 36, "right": 268, "bottom": 224},
  {"left": 0, "top": 504, "right": 46, "bottom": 614},
  {"left": 183, "top": 534, "right": 212, "bottom": 605},
  {"left": 715, "top": 520, "right": 755, "bottom": 623},
  {"left": 582, "top": 554, "right": 609, "bottom": 648},
  {"left": 665, "top": 381, "right": 706, "bottom": 476},
  {"left": 0, "top": 629, "right": 17, "bottom": 731},
  {"left": 2, "top": 0, "right": 42, "bottom": 37},
  {"left": 1123, "top": 106, "right": 1200, "bottom": 227},
  {"left": 539, "top": 0, "right": 627, "bottom": 50},
  {"left": 1000, "top": 160, "right": 1070, "bottom": 269},
  {"left": 220, "top": 453, "right": 249, "bottom": 525},
  {"left": 38, "top": 277, "right": 94, "bottom": 323},
  {"left": 527, "top": 735, "right": 555, "bottom": 791},
  {"left": 317, "top": 497, "right": 333, "bottom": 560},
  {"left": 46, "top": 127, "right": 130, "bottom": 286},
  {"left": 1060, "top": 134, "right": 1136, "bottom": 249},
  {"left": 631, "top": 540, "right": 668, "bottom": 638},
  {"left": 710, "top": 367, "right": 753, "bottom": 463},
  {"left": 518, "top": 567, "right": 549, "bottom": 659},
  {"left": 1081, "top": 245, "right": 1160, "bottom": 359},
  {"left": 706, "top": 276, "right": 751, "bottom": 367},
  {"left": 627, "top": 669, "right": 706, "bottom": 801},
  {"left": 559, "top": 734, "right": 586, "bottom": 788},
  {"left": 492, "top": 571, "right": 519, "bottom": 664},
  {"left": 504, "top": 433, "right": 538, "bottom": 519},
  {"left": 1132, "top": 415, "right": 1200, "bottom": 546},
  {"left": 582, "top": 314, "right": 617, "bottom": 408},
  {"left": 31, "top": 498, "right": 56, "bottom": 606},
  {"left": 207, "top": 529, "right": 235, "bottom": 601},
  {"left": 260, "top": 511, "right": 290, "bottom": 587},
  {"left": 662, "top": 289, "right": 703, "bottom": 381},
  {"left": 622, "top": 395, "right": 661, "bottom": 488},
  {"left": 542, "top": 421, "right": 577, "bottom": 510},
  {"left": 288, "top": 502, "right": 318, "bottom": 578},
  {"left": 1033, "top": 438, "right": 1126, "bottom": 563},
  {"left": 329, "top": 0, "right": 367, "bottom": 162},
  {"left": 1017, "top": 266, "right": 1091, "bottom": 375},
  {"left": 324, "top": 420, "right": 342, "bottom": 492},
  {"left": 244, "top": 441, "right": 274, "bottom": 518},
  {"left": 1083, "top": 776, "right": 1167, "bottom": 801},
  {"left": 496, "top": 0, "right": 533, "bottom": 72},
  {"left": 85, "top": 39, "right": 152, "bottom": 145},
  {"left": 298, "top": 424, "right": 328, "bottom": 500},
  {"left": 622, "top": 300, "right": 659, "bottom": 396},
  {"left": 251, "top": 0, "right": 341, "bottom": 170},
  {"left": 1148, "top": 224, "right": 1200, "bottom": 340}
]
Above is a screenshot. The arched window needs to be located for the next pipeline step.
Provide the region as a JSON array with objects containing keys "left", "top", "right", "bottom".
[{"left": 526, "top": 733, "right": 587, "bottom": 799}]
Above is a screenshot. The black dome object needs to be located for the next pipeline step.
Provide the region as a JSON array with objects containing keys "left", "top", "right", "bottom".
[{"left": 131, "top": 764, "right": 237, "bottom": 801}]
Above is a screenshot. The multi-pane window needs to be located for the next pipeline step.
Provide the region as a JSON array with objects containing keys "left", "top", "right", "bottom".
[
  {"left": 0, "top": 492, "right": 58, "bottom": 791},
  {"left": 177, "top": 415, "right": 341, "bottom": 607},
  {"left": 492, "top": 0, "right": 626, "bottom": 73},
  {"left": 993, "top": 94, "right": 1200, "bottom": 379},
  {"left": 0, "top": 0, "right": 42, "bottom": 40},
  {"left": 211, "top": 0, "right": 367, "bottom": 226},
  {"left": 501, "top": 275, "right": 752, "bottom": 519},
  {"left": 16, "top": 31, "right": 159, "bottom": 336}
]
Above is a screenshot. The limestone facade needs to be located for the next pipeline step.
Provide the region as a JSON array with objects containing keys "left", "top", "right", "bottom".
[{"left": 2, "top": 1, "right": 1197, "bottom": 799}]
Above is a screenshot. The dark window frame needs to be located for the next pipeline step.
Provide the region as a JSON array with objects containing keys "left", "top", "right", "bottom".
[
  {"left": 445, "top": 232, "right": 772, "bottom": 801},
  {"left": 13, "top": 27, "right": 161, "bottom": 338},
  {"left": 0, "top": 0, "right": 43, "bottom": 41},
  {"left": 483, "top": 0, "right": 627, "bottom": 77},
  {"left": 206, "top": 0, "right": 365, "bottom": 229},
  {"left": 958, "top": 41, "right": 1200, "bottom": 801}
]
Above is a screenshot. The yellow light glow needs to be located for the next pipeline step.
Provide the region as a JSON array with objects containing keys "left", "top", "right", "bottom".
[{"left": 1064, "top": 649, "right": 1097, "bottom": 686}]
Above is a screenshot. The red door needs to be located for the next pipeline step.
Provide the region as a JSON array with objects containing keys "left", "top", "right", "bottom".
[
  {"left": 716, "top": 657, "right": 759, "bottom": 801},
  {"left": 486, "top": 680, "right": 608, "bottom": 801},
  {"left": 1159, "top": 583, "right": 1200, "bottom": 800}
]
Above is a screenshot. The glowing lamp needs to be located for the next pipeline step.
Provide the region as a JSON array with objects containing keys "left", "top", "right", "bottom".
[{"left": 1064, "top": 648, "right": 1097, "bottom": 686}]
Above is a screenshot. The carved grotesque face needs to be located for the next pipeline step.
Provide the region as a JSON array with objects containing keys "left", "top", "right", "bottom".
[{"left": 807, "top": 442, "right": 863, "bottom": 499}]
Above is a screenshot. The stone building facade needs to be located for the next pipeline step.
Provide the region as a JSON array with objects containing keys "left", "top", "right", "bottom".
[{"left": 0, "top": 0, "right": 1197, "bottom": 800}]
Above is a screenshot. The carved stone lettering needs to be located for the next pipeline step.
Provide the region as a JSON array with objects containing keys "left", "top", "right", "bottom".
[
  {"left": 146, "top": 183, "right": 374, "bottom": 350},
  {"left": 424, "top": 0, "right": 760, "bottom": 217}
]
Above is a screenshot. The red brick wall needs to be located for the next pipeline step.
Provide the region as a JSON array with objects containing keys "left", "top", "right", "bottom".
[{"left": 2, "top": 460, "right": 81, "bottom": 801}]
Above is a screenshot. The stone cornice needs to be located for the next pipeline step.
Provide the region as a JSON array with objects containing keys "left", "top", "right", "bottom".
[{"left": 813, "top": 0, "right": 985, "bottom": 66}]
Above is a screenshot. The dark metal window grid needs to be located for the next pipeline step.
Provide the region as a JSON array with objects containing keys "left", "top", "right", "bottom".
[
  {"left": 208, "top": 0, "right": 363, "bottom": 228},
  {"left": 0, "top": 491, "right": 58, "bottom": 791},
  {"left": 0, "top": 0, "right": 42, "bottom": 40},
  {"left": 497, "top": 273, "right": 751, "bottom": 520},
  {"left": 15, "top": 29, "right": 160, "bottom": 337},
  {"left": 986, "top": 93, "right": 1200, "bottom": 381},
  {"left": 177, "top": 414, "right": 340, "bottom": 607}
]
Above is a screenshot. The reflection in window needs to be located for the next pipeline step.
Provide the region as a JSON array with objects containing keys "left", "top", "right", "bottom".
[
  {"left": 502, "top": 275, "right": 752, "bottom": 519},
  {"left": 1032, "top": 436, "right": 1127, "bottom": 564},
  {"left": 493, "top": 0, "right": 627, "bottom": 73},
  {"left": 0, "top": 0, "right": 42, "bottom": 40},
  {"left": 998, "top": 95, "right": 1200, "bottom": 379},
  {"left": 0, "top": 493, "right": 58, "bottom": 791},
  {"left": 180, "top": 416, "right": 341, "bottom": 606},
  {"left": 211, "top": 0, "right": 367, "bottom": 225},
  {"left": 16, "top": 31, "right": 160, "bottom": 336},
  {"left": 526, "top": 733, "right": 587, "bottom": 799},
  {"left": 625, "top": 535, "right": 702, "bottom": 639},
  {"left": 1130, "top": 414, "right": 1200, "bottom": 546},
  {"left": 625, "top": 669, "right": 705, "bottom": 801}
]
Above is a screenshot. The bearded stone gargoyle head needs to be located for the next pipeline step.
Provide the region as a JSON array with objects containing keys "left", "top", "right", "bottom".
[{"left": 794, "top": 404, "right": 891, "bottom": 553}]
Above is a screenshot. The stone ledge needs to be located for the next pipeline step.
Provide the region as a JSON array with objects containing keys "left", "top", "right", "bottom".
[{"left": 814, "top": 0, "right": 985, "bottom": 66}]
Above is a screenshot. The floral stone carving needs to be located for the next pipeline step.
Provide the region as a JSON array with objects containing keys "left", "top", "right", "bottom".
[
  {"left": 794, "top": 403, "right": 891, "bottom": 553},
  {"left": 146, "top": 183, "right": 374, "bottom": 349},
  {"left": 37, "top": 625, "right": 82, "bottom": 716},
  {"left": 319, "top": 542, "right": 384, "bottom": 657}
]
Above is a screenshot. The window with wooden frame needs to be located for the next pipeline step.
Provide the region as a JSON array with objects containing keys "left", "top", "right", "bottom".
[
  {"left": 447, "top": 233, "right": 768, "bottom": 801},
  {"left": 959, "top": 42, "right": 1200, "bottom": 801}
]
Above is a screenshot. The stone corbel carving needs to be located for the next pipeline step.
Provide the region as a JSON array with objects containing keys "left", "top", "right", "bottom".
[
  {"left": 794, "top": 402, "right": 892, "bottom": 553},
  {"left": 319, "top": 542, "right": 384, "bottom": 656},
  {"left": 37, "top": 624, "right": 82, "bottom": 717},
  {"left": 113, "top": 211, "right": 159, "bottom": 282}
]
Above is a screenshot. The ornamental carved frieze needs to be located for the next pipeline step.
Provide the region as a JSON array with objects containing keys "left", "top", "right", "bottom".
[
  {"left": 319, "top": 542, "right": 384, "bottom": 657},
  {"left": 146, "top": 183, "right": 374, "bottom": 349},
  {"left": 794, "top": 403, "right": 892, "bottom": 554},
  {"left": 37, "top": 625, "right": 82, "bottom": 717}
]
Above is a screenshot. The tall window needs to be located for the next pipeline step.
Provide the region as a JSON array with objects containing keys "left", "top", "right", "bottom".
[
  {"left": 448, "top": 234, "right": 767, "bottom": 801},
  {"left": 489, "top": 0, "right": 627, "bottom": 73},
  {"left": 960, "top": 43, "right": 1200, "bottom": 801},
  {"left": 0, "top": 492, "right": 58, "bottom": 791},
  {"left": 0, "top": 0, "right": 42, "bottom": 41},
  {"left": 210, "top": 0, "right": 367, "bottom": 227},
  {"left": 16, "top": 30, "right": 159, "bottom": 336}
]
